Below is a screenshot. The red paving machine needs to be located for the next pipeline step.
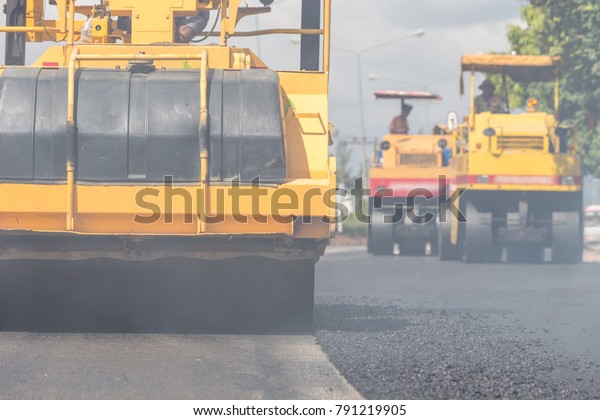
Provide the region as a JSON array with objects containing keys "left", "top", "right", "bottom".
[{"left": 368, "top": 90, "right": 453, "bottom": 256}]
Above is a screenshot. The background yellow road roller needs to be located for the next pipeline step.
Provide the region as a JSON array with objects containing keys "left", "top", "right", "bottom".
[
  {"left": 0, "top": 0, "right": 335, "bottom": 330},
  {"left": 440, "top": 54, "right": 583, "bottom": 264},
  {"left": 368, "top": 90, "right": 453, "bottom": 256}
]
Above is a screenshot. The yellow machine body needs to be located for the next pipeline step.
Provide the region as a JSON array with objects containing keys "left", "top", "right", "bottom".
[
  {"left": 0, "top": 0, "right": 335, "bottom": 261},
  {"left": 370, "top": 132, "right": 453, "bottom": 197},
  {"left": 440, "top": 54, "right": 583, "bottom": 263},
  {"left": 451, "top": 111, "right": 581, "bottom": 193}
]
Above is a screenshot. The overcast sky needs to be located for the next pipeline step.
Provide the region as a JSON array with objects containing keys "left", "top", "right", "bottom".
[
  {"left": 1, "top": 0, "right": 522, "bottom": 143},
  {"left": 323, "top": 0, "right": 523, "bottom": 140}
]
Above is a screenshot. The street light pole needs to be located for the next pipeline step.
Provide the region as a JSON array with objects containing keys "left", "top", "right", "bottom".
[
  {"left": 356, "top": 51, "right": 368, "bottom": 185},
  {"left": 333, "top": 29, "right": 425, "bottom": 185}
]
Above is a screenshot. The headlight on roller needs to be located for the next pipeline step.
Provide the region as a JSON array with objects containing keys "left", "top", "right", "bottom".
[
  {"left": 476, "top": 175, "right": 489, "bottom": 184},
  {"left": 561, "top": 176, "right": 575, "bottom": 186}
]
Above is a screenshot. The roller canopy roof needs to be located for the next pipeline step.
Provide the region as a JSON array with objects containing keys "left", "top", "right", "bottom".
[
  {"left": 461, "top": 54, "right": 561, "bottom": 83},
  {"left": 374, "top": 90, "right": 442, "bottom": 100}
]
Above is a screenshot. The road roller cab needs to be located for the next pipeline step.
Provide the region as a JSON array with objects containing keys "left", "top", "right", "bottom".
[
  {"left": 440, "top": 54, "right": 583, "bottom": 263},
  {"left": 0, "top": 0, "right": 334, "bottom": 329},
  {"left": 368, "top": 90, "right": 453, "bottom": 256}
]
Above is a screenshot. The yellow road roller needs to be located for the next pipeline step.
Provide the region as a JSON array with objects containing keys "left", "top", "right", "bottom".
[
  {"left": 440, "top": 54, "right": 583, "bottom": 264},
  {"left": 368, "top": 90, "right": 453, "bottom": 256},
  {"left": 0, "top": 0, "right": 335, "bottom": 329}
]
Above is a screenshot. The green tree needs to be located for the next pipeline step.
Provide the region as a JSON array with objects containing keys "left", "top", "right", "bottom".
[
  {"left": 335, "top": 139, "right": 354, "bottom": 189},
  {"left": 504, "top": 0, "right": 600, "bottom": 175}
]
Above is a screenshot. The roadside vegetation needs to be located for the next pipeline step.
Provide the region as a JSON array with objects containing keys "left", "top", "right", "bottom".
[{"left": 497, "top": 0, "right": 600, "bottom": 175}]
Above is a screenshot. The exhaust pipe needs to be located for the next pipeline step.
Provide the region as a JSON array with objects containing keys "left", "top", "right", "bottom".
[
  {"left": 300, "top": 0, "right": 321, "bottom": 71},
  {"left": 4, "top": 0, "right": 26, "bottom": 66}
]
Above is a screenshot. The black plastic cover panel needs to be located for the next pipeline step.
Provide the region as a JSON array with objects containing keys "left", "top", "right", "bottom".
[{"left": 0, "top": 67, "right": 285, "bottom": 183}]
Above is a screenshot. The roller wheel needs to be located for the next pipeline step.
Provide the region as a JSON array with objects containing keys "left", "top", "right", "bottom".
[
  {"left": 0, "top": 258, "right": 315, "bottom": 334},
  {"left": 464, "top": 200, "right": 493, "bottom": 263},
  {"left": 368, "top": 209, "right": 395, "bottom": 255},
  {"left": 551, "top": 212, "right": 583, "bottom": 264},
  {"left": 506, "top": 244, "right": 544, "bottom": 264},
  {"left": 274, "top": 260, "right": 315, "bottom": 332},
  {"left": 439, "top": 220, "right": 461, "bottom": 261},
  {"left": 212, "top": 258, "right": 315, "bottom": 333},
  {"left": 429, "top": 227, "right": 439, "bottom": 256},
  {"left": 399, "top": 238, "right": 426, "bottom": 256}
]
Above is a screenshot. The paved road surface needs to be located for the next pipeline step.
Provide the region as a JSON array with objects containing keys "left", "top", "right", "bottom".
[
  {"left": 0, "top": 259, "right": 359, "bottom": 400},
  {"left": 0, "top": 249, "right": 598, "bottom": 399},
  {"left": 0, "top": 333, "right": 358, "bottom": 399},
  {"left": 315, "top": 247, "right": 600, "bottom": 399}
]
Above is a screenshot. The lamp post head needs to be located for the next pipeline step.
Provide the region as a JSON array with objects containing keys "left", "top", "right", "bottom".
[{"left": 411, "top": 28, "right": 426, "bottom": 38}]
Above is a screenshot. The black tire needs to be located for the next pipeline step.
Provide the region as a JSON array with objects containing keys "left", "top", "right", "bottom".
[
  {"left": 464, "top": 200, "right": 493, "bottom": 263},
  {"left": 368, "top": 209, "right": 395, "bottom": 255},
  {"left": 551, "top": 212, "right": 583, "bottom": 264}
]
